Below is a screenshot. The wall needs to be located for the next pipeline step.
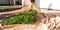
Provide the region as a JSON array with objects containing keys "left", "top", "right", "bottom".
[
  {"left": 35, "top": 0, "right": 40, "bottom": 8},
  {"left": 24, "top": 0, "right": 31, "bottom": 6},
  {"left": 40, "top": 0, "right": 60, "bottom": 10},
  {"left": 0, "top": 0, "right": 9, "bottom": 4}
]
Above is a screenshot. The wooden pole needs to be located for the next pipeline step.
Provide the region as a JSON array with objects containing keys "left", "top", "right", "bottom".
[
  {"left": 10, "top": 0, "right": 11, "bottom": 5},
  {"left": 14, "top": 0, "right": 16, "bottom": 5},
  {"left": 22, "top": 0, "right": 24, "bottom": 6}
]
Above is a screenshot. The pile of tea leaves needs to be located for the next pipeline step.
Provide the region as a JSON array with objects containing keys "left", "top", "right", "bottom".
[{"left": 2, "top": 9, "right": 37, "bottom": 25}]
